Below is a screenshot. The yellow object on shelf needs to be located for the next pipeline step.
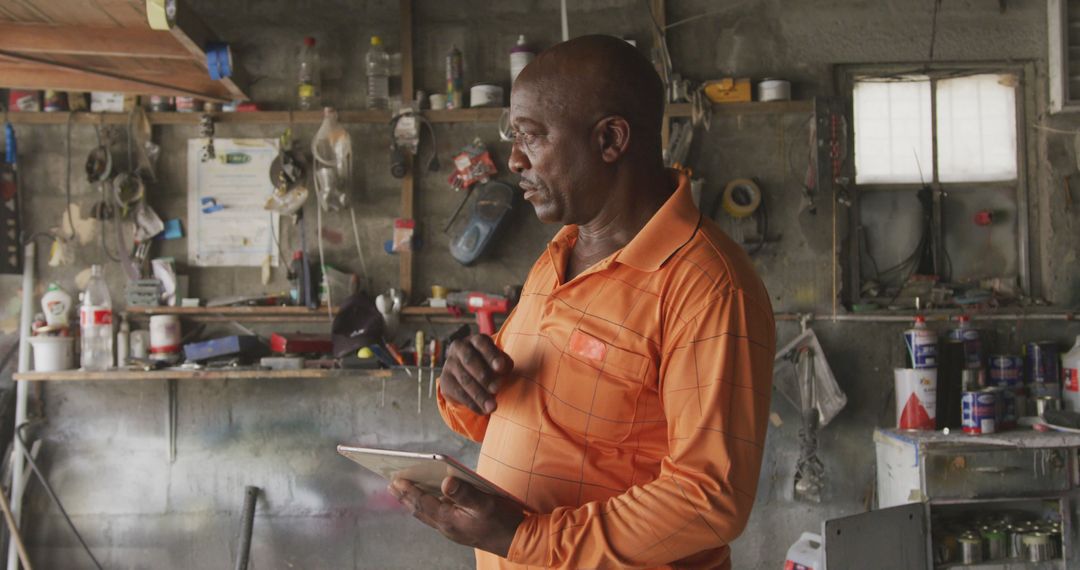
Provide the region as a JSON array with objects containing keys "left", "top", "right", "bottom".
[{"left": 703, "top": 78, "right": 751, "bottom": 103}]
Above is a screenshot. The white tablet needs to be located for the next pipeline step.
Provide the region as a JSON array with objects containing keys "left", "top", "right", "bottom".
[{"left": 337, "top": 445, "right": 528, "bottom": 510}]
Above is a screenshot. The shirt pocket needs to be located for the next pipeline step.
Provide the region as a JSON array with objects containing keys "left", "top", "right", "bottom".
[{"left": 558, "top": 325, "right": 650, "bottom": 445}]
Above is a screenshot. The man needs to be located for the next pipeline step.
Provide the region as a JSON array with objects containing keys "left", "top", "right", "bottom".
[{"left": 389, "top": 34, "right": 775, "bottom": 569}]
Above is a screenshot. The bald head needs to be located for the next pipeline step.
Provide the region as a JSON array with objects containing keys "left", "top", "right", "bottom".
[{"left": 513, "top": 34, "right": 666, "bottom": 155}]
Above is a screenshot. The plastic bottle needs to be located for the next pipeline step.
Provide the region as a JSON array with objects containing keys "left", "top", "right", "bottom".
[
  {"left": 510, "top": 35, "right": 535, "bottom": 84},
  {"left": 948, "top": 315, "right": 983, "bottom": 370},
  {"left": 365, "top": 36, "right": 390, "bottom": 110},
  {"left": 904, "top": 315, "right": 937, "bottom": 369},
  {"left": 1063, "top": 336, "right": 1080, "bottom": 412},
  {"left": 311, "top": 108, "right": 353, "bottom": 210},
  {"left": 446, "top": 45, "right": 463, "bottom": 110},
  {"left": 298, "top": 36, "right": 321, "bottom": 110},
  {"left": 41, "top": 282, "right": 72, "bottom": 328},
  {"left": 80, "top": 264, "right": 114, "bottom": 371},
  {"left": 116, "top": 315, "right": 130, "bottom": 366}
]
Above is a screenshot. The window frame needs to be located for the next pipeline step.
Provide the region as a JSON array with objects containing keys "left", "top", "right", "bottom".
[{"left": 836, "top": 62, "right": 1033, "bottom": 307}]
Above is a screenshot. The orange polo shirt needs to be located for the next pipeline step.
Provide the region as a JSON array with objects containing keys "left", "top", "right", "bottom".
[{"left": 438, "top": 171, "right": 775, "bottom": 570}]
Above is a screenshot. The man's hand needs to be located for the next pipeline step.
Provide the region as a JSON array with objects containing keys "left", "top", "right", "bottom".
[
  {"left": 440, "top": 334, "right": 514, "bottom": 415},
  {"left": 389, "top": 476, "right": 525, "bottom": 557}
]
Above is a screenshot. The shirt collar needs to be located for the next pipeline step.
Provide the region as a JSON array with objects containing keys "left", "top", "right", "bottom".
[
  {"left": 614, "top": 169, "right": 700, "bottom": 272},
  {"left": 545, "top": 169, "right": 700, "bottom": 275}
]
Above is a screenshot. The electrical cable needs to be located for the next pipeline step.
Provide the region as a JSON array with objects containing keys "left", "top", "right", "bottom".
[
  {"left": 15, "top": 422, "right": 103, "bottom": 570},
  {"left": 315, "top": 201, "right": 332, "bottom": 321},
  {"left": 348, "top": 206, "right": 370, "bottom": 292},
  {"left": 64, "top": 114, "right": 78, "bottom": 242}
]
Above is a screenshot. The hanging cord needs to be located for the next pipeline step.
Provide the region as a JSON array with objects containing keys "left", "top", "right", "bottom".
[
  {"left": 314, "top": 199, "right": 332, "bottom": 321},
  {"left": 15, "top": 422, "right": 104, "bottom": 570},
  {"left": 93, "top": 124, "right": 120, "bottom": 263},
  {"left": 348, "top": 206, "right": 369, "bottom": 293},
  {"left": 63, "top": 114, "right": 78, "bottom": 242}
]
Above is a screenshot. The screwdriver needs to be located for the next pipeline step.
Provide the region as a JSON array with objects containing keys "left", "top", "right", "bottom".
[
  {"left": 415, "top": 330, "right": 425, "bottom": 414},
  {"left": 428, "top": 339, "right": 440, "bottom": 399}
]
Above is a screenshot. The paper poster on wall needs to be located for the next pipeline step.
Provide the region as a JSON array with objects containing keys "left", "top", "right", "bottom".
[{"left": 187, "top": 138, "right": 280, "bottom": 267}]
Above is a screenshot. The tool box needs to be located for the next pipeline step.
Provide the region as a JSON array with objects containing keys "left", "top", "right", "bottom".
[
  {"left": 269, "top": 333, "right": 333, "bottom": 354},
  {"left": 183, "top": 335, "right": 263, "bottom": 363}
]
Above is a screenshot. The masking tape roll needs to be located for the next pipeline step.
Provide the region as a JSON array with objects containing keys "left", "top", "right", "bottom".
[
  {"left": 722, "top": 178, "right": 762, "bottom": 218},
  {"left": 205, "top": 43, "right": 233, "bottom": 81},
  {"left": 146, "top": 0, "right": 172, "bottom": 30}
]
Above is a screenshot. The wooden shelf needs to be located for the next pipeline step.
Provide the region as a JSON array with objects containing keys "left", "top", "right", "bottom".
[
  {"left": 1, "top": 101, "right": 813, "bottom": 126},
  {"left": 13, "top": 367, "right": 395, "bottom": 382},
  {"left": 122, "top": 305, "right": 474, "bottom": 324}
]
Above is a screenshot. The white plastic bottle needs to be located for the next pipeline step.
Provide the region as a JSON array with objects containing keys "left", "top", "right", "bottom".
[
  {"left": 298, "top": 36, "right": 321, "bottom": 110},
  {"left": 1063, "top": 335, "right": 1080, "bottom": 412},
  {"left": 365, "top": 36, "right": 389, "bottom": 110},
  {"left": 80, "top": 264, "right": 114, "bottom": 371},
  {"left": 510, "top": 35, "right": 535, "bottom": 84}
]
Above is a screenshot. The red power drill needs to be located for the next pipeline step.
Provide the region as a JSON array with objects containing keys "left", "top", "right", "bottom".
[{"left": 447, "top": 292, "right": 509, "bottom": 335}]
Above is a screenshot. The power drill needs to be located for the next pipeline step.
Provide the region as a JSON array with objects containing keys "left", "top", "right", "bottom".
[{"left": 446, "top": 292, "right": 510, "bottom": 336}]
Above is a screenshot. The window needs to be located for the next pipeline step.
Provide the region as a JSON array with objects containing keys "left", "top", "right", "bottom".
[
  {"left": 844, "top": 66, "right": 1029, "bottom": 305},
  {"left": 853, "top": 73, "right": 1018, "bottom": 184}
]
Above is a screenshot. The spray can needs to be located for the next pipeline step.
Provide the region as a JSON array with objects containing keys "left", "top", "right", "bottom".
[
  {"left": 947, "top": 315, "right": 982, "bottom": 370},
  {"left": 904, "top": 315, "right": 938, "bottom": 369},
  {"left": 1063, "top": 336, "right": 1080, "bottom": 412},
  {"left": 510, "top": 35, "right": 535, "bottom": 84},
  {"left": 446, "top": 45, "right": 464, "bottom": 110}
]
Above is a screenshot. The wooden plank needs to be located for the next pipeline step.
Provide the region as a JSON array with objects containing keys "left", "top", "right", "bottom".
[
  {"left": 665, "top": 100, "right": 814, "bottom": 118},
  {"left": 399, "top": 0, "right": 415, "bottom": 301},
  {"left": 0, "top": 53, "right": 231, "bottom": 100},
  {"left": 14, "top": 368, "right": 395, "bottom": 382},
  {"left": 166, "top": 0, "right": 248, "bottom": 101},
  {"left": 424, "top": 107, "right": 504, "bottom": 123},
  {"left": 0, "top": 23, "right": 190, "bottom": 58}
]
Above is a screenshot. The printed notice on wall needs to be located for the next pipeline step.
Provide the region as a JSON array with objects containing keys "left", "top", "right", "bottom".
[{"left": 187, "top": 138, "right": 280, "bottom": 267}]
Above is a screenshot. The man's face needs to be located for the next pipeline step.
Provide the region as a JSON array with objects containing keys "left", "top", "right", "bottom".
[{"left": 507, "top": 80, "right": 604, "bottom": 225}]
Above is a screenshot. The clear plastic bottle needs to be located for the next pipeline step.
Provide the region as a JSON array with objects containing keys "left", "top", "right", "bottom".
[
  {"left": 311, "top": 107, "right": 353, "bottom": 211},
  {"left": 80, "top": 264, "right": 114, "bottom": 371},
  {"left": 365, "top": 36, "right": 389, "bottom": 110},
  {"left": 298, "top": 36, "right": 321, "bottom": 110}
]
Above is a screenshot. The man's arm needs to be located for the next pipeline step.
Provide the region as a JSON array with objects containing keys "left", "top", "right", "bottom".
[
  {"left": 506, "top": 288, "right": 775, "bottom": 568},
  {"left": 436, "top": 330, "right": 516, "bottom": 443},
  {"left": 436, "top": 378, "right": 491, "bottom": 443}
]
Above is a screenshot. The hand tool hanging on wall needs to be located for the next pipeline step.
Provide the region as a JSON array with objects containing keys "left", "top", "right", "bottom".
[
  {"left": 415, "top": 330, "right": 425, "bottom": 414},
  {"left": 233, "top": 486, "right": 260, "bottom": 570},
  {"left": 389, "top": 110, "right": 439, "bottom": 179},
  {"left": 449, "top": 181, "right": 514, "bottom": 265},
  {"left": 446, "top": 292, "right": 510, "bottom": 336}
]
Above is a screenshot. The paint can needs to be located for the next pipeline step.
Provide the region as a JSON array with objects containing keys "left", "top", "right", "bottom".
[
  {"left": 758, "top": 78, "right": 792, "bottom": 102},
  {"left": 149, "top": 315, "right": 181, "bottom": 360},
  {"left": 989, "top": 354, "right": 1024, "bottom": 387},
  {"left": 904, "top": 316, "right": 938, "bottom": 368},
  {"left": 983, "top": 529, "right": 1006, "bottom": 560},
  {"left": 962, "top": 390, "right": 997, "bottom": 434},
  {"left": 1026, "top": 341, "right": 1061, "bottom": 398},
  {"left": 469, "top": 83, "right": 504, "bottom": 108},
  {"left": 958, "top": 533, "right": 982, "bottom": 564},
  {"left": 894, "top": 368, "right": 937, "bottom": 430},
  {"left": 947, "top": 316, "right": 982, "bottom": 369},
  {"left": 991, "top": 386, "right": 1018, "bottom": 429},
  {"left": 1023, "top": 532, "right": 1052, "bottom": 562}
]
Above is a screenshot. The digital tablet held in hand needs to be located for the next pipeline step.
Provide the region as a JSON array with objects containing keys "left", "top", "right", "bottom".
[{"left": 337, "top": 445, "right": 528, "bottom": 510}]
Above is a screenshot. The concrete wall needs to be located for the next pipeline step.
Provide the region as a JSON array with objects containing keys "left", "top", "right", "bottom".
[{"left": 2, "top": 0, "right": 1079, "bottom": 568}]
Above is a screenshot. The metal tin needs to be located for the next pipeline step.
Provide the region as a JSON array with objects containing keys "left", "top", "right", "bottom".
[
  {"left": 1035, "top": 395, "right": 1061, "bottom": 418},
  {"left": 982, "top": 529, "right": 1006, "bottom": 560},
  {"left": 895, "top": 368, "right": 937, "bottom": 430},
  {"left": 758, "top": 78, "right": 792, "bottom": 102},
  {"left": 961, "top": 368, "right": 985, "bottom": 391},
  {"left": 989, "top": 354, "right": 1024, "bottom": 387},
  {"left": 149, "top": 95, "right": 174, "bottom": 112},
  {"left": 958, "top": 533, "right": 983, "bottom": 564},
  {"left": 468, "top": 83, "right": 504, "bottom": 108},
  {"left": 996, "top": 387, "right": 1018, "bottom": 429},
  {"left": 962, "top": 390, "right": 997, "bottom": 434},
  {"left": 948, "top": 320, "right": 983, "bottom": 369},
  {"left": 43, "top": 90, "right": 67, "bottom": 112},
  {"left": 1026, "top": 341, "right": 1061, "bottom": 397},
  {"left": 1023, "top": 532, "right": 1052, "bottom": 562},
  {"left": 1007, "top": 526, "right": 1025, "bottom": 558}
]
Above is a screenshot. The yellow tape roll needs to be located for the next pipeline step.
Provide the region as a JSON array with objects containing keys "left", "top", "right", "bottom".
[
  {"left": 721, "top": 178, "right": 762, "bottom": 218},
  {"left": 146, "top": 0, "right": 172, "bottom": 30}
]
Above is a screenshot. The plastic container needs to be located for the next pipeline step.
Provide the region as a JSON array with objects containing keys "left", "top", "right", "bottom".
[
  {"left": 116, "top": 315, "right": 130, "bottom": 366},
  {"left": 298, "top": 36, "right": 321, "bottom": 110},
  {"left": 79, "top": 264, "right": 113, "bottom": 371},
  {"left": 41, "top": 282, "right": 72, "bottom": 328},
  {"left": 365, "top": 36, "right": 389, "bottom": 110},
  {"left": 29, "top": 336, "right": 75, "bottom": 372},
  {"left": 1063, "top": 335, "right": 1080, "bottom": 412},
  {"left": 311, "top": 108, "right": 353, "bottom": 211},
  {"left": 784, "top": 532, "right": 823, "bottom": 570},
  {"left": 510, "top": 35, "right": 535, "bottom": 84}
]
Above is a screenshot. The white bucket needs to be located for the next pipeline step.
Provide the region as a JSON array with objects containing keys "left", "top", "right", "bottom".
[{"left": 28, "top": 336, "right": 75, "bottom": 372}]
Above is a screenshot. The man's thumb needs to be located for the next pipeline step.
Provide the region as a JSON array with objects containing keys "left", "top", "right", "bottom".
[{"left": 443, "top": 476, "right": 489, "bottom": 511}]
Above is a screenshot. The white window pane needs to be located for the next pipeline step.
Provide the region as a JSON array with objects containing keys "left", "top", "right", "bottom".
[
  {"left": 854, "top": 78, "right": 933, "bottom": 184},
  {"left": 936, "top": 74, "right": 1017, "bottom": 182}
]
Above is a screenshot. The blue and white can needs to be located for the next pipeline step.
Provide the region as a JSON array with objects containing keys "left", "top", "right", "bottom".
[
  {"left": 989, "top": 354, "right": 1024, "bottom": 388},
  {"left": 905, "top": 317, "right": 938, "bottom": 369},
  {"left": 962, "top": 390, "right": 997, "bottom": 434}
]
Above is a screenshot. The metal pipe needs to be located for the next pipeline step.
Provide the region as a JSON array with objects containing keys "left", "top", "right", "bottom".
[
  {"left": 8, "top": 242, "right": 34, "bottom": 570},
  {"left": 234, "top": 486, "right": 259, "bottom": 570},
  {"left": 775, "top": 312, "right": 1076, "bottom": 324}
]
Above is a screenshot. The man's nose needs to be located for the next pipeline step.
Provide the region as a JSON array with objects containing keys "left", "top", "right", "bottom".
[{"left": 508, "top": 143, "right": 529, "bottom": 174}]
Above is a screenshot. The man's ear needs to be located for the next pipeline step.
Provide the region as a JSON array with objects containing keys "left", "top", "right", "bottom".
[{"left": 595, "top": 116, "right": 631, "bottom": 163}]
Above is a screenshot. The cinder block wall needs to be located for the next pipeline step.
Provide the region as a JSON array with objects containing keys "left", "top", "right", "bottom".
[{"left": 2, "top": 1, "right": 1079, "bottom": 568}]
